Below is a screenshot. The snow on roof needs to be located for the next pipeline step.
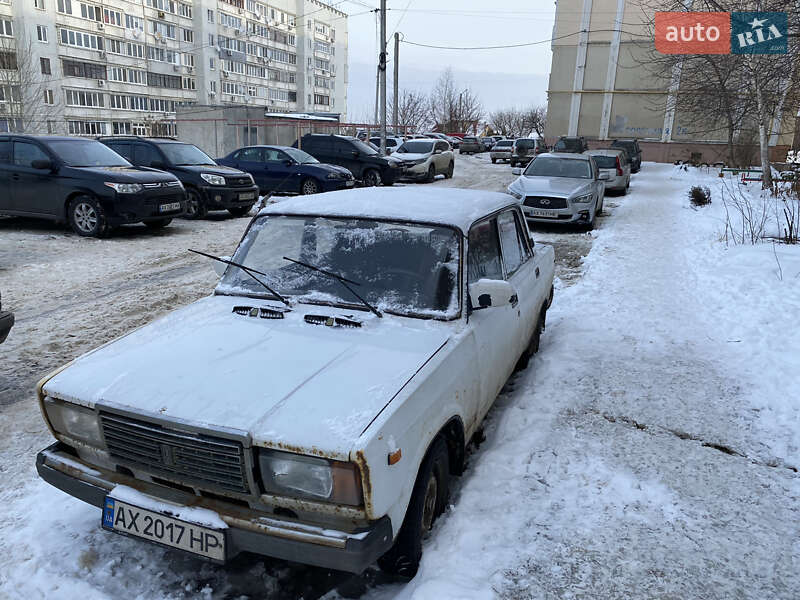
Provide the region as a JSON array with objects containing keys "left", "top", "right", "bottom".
[
  {"left": 259, "top": 187, "right": 518, "bottom": 232},
  {"left": 264, "top": 112, "right": 339, "bottom": 122}
]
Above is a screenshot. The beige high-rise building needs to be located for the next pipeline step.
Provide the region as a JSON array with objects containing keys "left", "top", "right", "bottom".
[
  {"left": 0, "top": 0, "right": 347, "bottom": 137},
  {"left": 544, "top": 0, "right": 795, "bottom": 162}
]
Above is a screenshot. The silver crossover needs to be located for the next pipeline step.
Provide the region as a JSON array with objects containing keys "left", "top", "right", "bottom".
[
  {"left": 507, "top": 152, "right": 608, "bottom": 230},
  {"left": 583, "top": 149, "right": 630, "bottom": 194}
]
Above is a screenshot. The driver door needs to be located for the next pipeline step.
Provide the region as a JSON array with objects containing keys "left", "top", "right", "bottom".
[
  {"left": 264, "top": 148, "right": 298, "bottom": 193},
  {"left": 235, "top": 147, "right": 267, "bottom": 191}
]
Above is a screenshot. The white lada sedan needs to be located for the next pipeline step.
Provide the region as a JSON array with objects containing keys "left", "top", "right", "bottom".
[{"left": 35, "top": 187, "right": 555, "bottom": 578}]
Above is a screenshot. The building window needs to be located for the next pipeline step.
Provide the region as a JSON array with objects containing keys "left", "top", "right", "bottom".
[
  {"left": 183, "top": 28, "right": 193, "bottom": 43},
  {"left": 314, "top": 94, "right": 330, "bottom": 106},
  {"left": 178, "top": 2, "right": 192, "bottom": 18},
  {"left": 34, "top": 0, "right": 45, "bottom": 9},
  {"left": 65, "top": 89, "right": 105, "bottom": 107},
  {"left": 68, "top": 120, "right": 108, "bottom": 135},
  {"left": 62, "top": 59, "right": 107, "bottom": 79},
  {"left": 56, "top": 0, "right": 72, "bottom": 13},
  {"left": 125, "top": 15, "right": 143, "bottom": 31},
  {"left": 210, "top": 80, "right": 216, "bottom": 93},
  {"left": 43, "top": 89, "right": 54, "bottom": 104},
  {"left": 59, "top": 27, "right": 104, "bottom": 50},
  {"left": 104, "top": 8, "right": 122, "bottom": 26},
  {"left": 80, "top": 2, "right": 102, "bottom": 22},
  {"left": 0, "top": 19, "right": 12, "bottom": 37},
  {"left": 208, "top": 33, "right": 214, "bottom": 46},
  {"left": 209, "top": 57, "right": 214, "bottom": 70},
  {"left": 112, "top": 121, "right": 132, "bottom": 135},
  {"left": 37, "top": 25, "right": 48, "bottom": 42},
  {"left": 0, "top": 51, "right": 17, "bottom": 70},
  {"left": 151, "top": 21, "right": 176, "bottom": 39},
  {"left": 40, "top": 57, "right": 51, "bottom": 74},
  {"left": 207, "top": 9, "right": 213, "bottom": 23}
]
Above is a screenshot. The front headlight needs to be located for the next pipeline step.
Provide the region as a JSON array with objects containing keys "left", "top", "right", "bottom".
[
  {"left": 572, "top": 193, "right": 594, "bottom": 204},
  {"left": 104, "top": 182, "right": 143, "bottom": 194},
  {"left": 259, "top": 449, "right": 363, "bottom": 505},
  {"left": 411, "top": 158, "right": 427, "bottom": 165},
  {"left": 508, "top": 186, "right": 524, "bottom": 200},
  {"left": 200, "top": 173, "right": 226, "bottom": 186},
  {"left": 326, "top": 172, "right": 342, "bottom": 179},
  {"left": 43, "top": 397, "right": 103, "bottom": 447}
]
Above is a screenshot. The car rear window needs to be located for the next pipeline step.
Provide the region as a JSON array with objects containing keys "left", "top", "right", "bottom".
[
  {"left": 591, "top": 155, "right": 617, "bottom": 169},
  {"left": 463, "top": 137, "right": 477, "bottom": 142},
  {"left": 515, "top": 139, "right": 536, "bottom": 150},
  {"left": 495, "top": 140, "right": 513, "bottom": 147}
]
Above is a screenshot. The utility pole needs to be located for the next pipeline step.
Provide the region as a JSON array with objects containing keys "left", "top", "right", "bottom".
[
  {"left": 378, "top": 0, "right": 387, "bottom": 155},
  {"left": 393, "top": 32, "right": 399, "bottom": 136}
]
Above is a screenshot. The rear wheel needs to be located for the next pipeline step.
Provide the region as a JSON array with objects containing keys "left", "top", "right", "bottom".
[
  {"left": 445, "top": 162, "right": 454, "bottom": 179},
  {"left": 144, "top": 218, "right": 172, "bottom": 230},
  {"left": 227, "top": 205, "right": 253, "bottom": 217},
  {"left": 68, "top": 196, "right": 108, "bottom": 237},
  {"left": 363, "top": 169, "right": 381, "bottom": 187},
  {"left": 184, "top": 188, "right": 208, "bottom": 219},
  {"left": 515, "top": 310, "right": 545, "bottom": 371},
  {"left": 491, "top": 158, "right": 497, "bottom": 164},
  {"left": 425, "top": 164, "right": 435, "bottom": 183},
  {"left": 300, "top": 177, "right": 320, "bottom": 195},
  {"left": 378, "top": 437, "right": 449, "bottom": 579}
]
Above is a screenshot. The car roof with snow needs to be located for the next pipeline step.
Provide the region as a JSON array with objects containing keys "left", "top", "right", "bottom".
[
  {"left": 584, "top": 148, "right": 625, "bottom": 156},
  {"left": 258, "top": 187, "right": 517, "bottom": 232},
  {"left": 537, "top": 152, "right": 592, "bottom": 161}
]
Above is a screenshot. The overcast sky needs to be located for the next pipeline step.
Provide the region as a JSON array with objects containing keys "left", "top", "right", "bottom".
[{"left": 339, "top": 1, "right": 557, "bottom": 122}]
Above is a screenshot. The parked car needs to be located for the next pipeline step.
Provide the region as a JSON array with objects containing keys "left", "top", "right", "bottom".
[
  {"left": 510, "top": 138, "right": 546, "bottom": 167},
  {"left": 459, "top": 136, "right": 485, "bottom": 154},
  {"left": 611, "top": 139, "right": 642, "bottom": 173},
  {"left": 216, "top": 145, "right": 354, "bottom": 196},
  {"left": 393, "top": 139, "right": 455, "bottom": 182},
  {"left": 294, "top": 134, "right": 399, "bottom": 186},
  {"left": 552, "top": 136, "right": 588, "bottom": 153},
  {"left": 98, "top": 137, "right": 258, "bottom": 219},
  {"left": 507, "top": 152, "right": 609, "bottom": 230},
  {"left": 492, "top": 136, "right": 505, "bottom": 144},
  {"left": 480, "top": 137, "right": 496, "bottom": 151},
  {"left": 584, "top": 149, "right": 630, "bottom": 194},
  {"left": 490, "top": 139, "right": 514, "bottom": 164},
  {"left": 445, "top": 136, "right": 461, "bottom": 150},
  {"left": 35, "top": 187, "right": 554, "bottom": 578},
  {"left": 0, "top": 135, "right": 185, "bottom": 237},
  {"left": 369, "top": 137, "right": 405, "bottom": 154},
  {"left": 0, "top": 292, "right": 13, "bottom": 344}
]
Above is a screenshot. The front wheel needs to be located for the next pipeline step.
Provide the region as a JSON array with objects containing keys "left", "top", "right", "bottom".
[
  {"left": 300, "top": 177, "right": 320, "bottom": 195},
  {"left": 227, "top": 205, "right": 253, "bottom": 217},
  {"left": 425, "top": 164, "right": 435, "bottom": 183},
  {"left": 491, "top": 158, "right": 497, "bottom": 164},
  {"left": 68, "top": 196, "right": 108, "bottom": 237},
  {"left": 377, "top": 437, "right": 449, "bottom": 579},
  {"left": 362, "top": 169, "right": 381, "bottom": 187},
  {"left": 184, "top": 189, "right": 208, "bottom": 219},
  {"left": 445, "top": 162, "right": 454, "bottom": 179}
]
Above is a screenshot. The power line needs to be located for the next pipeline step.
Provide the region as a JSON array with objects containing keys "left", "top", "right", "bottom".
[{"left": 401, "top": 28, "right": 649, "bottom": 50}]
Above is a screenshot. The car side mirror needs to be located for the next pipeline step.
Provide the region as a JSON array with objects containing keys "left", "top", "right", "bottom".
[
  {"left": 351, "top": 150, "right": 359, "bottom": 157},
  {"left": 31, "top": 159, "right": 53, "bottom": 171},
  {"left": 283, "top": 159, "right": 294, "bottom": 167},
  {"left": 512, "top": 167, "right": 522, "bottom": 176},
  {"left": 434, "top": 149, "right": 443, "bottom": 155},
  {"left": 213, "top": 256, "right": 231, "bottom": 277},
  {"left": 150, "top": 160, "right": 167, "bottom": 169},
  {"left": 598, "top": 171, "right": 610, "bottom": 181},
  {"left": 469, "top": 279, "right": 516, "bottom": 310},
  {"left": 529, "top": 235, "right": 535, "bottom": 248}
]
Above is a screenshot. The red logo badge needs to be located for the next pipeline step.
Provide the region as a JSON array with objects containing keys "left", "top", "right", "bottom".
[{"left": 655, "top": 12, "right": 731, "bottom": 54}]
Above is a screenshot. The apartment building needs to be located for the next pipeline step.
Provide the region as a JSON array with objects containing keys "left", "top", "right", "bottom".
[
  {"left": 544, "top": 0, "right": 795, "bottom": 162},
  {"left": 0, "top": 0, "right": 347, "bottom": 136}
]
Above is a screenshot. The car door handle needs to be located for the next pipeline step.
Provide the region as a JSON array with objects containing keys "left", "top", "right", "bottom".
[
  {"left": 11, "top": 174, "right": 19, "bottom": 180},
  {"left": 510, "top": 293, "right": 519, "bottom": 307}
]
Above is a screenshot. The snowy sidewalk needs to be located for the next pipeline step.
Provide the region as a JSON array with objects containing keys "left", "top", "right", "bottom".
[{"left": 371, "top": 163, "right": 800, "bottom": 599}]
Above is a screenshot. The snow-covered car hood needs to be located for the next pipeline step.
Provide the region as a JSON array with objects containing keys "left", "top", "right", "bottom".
[
  {"left": 393, "top": 152, "right": 431, "bottom": 162},
  {"left": 508, "top": 175, "right": 594, "bottom": 198},
  {"left": 42, "top": 296, "right": 452, "bottom": 459}
]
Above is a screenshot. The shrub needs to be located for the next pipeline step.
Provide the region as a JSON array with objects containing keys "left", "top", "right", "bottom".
[{"left": 689, "top": 185, "right": 712, "bottom": 206}]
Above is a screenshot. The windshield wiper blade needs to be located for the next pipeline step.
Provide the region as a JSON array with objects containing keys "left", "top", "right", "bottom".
[
  {"left": 189, "top": 249, "right": 291, "bottom": 307},
  {"left": 282, "top": 256, "right": 382, "bottom": 318}
]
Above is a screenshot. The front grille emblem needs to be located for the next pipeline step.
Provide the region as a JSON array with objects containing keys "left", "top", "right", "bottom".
[
  {"left": 160, "top": 444, "right": 176, "bottom": 467},
  {"left": 540, "top": 198, "right": 551, "bottom": 205}
]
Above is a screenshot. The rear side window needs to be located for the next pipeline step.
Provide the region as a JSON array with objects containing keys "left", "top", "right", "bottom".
[
  {"left": 238, "top": 147, "right": 263, "bottom": 162},
  {"left": 0, "top": 140, "right": 10, "bottom": 164},
  {"left": 13, "top": 141, "right": 49, "bottom": 167},
  {"left": 468, "top": 218, "right": 503, "bottom": 283},
  {"left": 333, "top": 138, "right": 355, "bottom": 154},
  {"left": 134, "top": 144, "right": 162, "bottom": 167},
  {"left": 497, "top": 210, "right": 527, "bottom": 276},
  {"left": 305, "top": 137, "right": 332, "bottom": 153}
]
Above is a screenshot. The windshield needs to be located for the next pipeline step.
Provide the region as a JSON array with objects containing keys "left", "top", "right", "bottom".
[
  {"left": 590, "top": 154, "right": 617, "bottom": 169},
  {"left": 51, "top": 141, "right": 130, "bottom": 167},
  {"left": 397, "top": 141, "right": 434, "bottom": 154},
  {"left": 350, "top": 138, "right": 378, "bottom": 155},
  {"left": 284, "top": 147, "right": 319, "bottom": 164},
  {"left": 217, "top": 216, "right": 461, "bottom": 319},
  {"left": 159, "top": 143, "right": 216, "bottom": 166},
  {"left": 524, "top": 156, "right": 592, "bottom": 179}
]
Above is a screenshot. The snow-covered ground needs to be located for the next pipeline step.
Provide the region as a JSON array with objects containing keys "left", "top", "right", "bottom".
[{"left": 1, "top": 159, "right": 798, "bottom": 599}]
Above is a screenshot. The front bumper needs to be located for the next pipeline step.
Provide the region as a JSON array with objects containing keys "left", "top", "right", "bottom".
[
  {"left": 102, "top": 190, "right": 187, "bottom": 225},
  {"left": 521, "top": 203, "right": 594, "bottom": 226},
  {"left": 200, "top": 185, "right": 260, "bottom": 209},
  {"left": 36, "top": 442, "right": 393, "bottom": 573},
  {"left": 0, "top": 311, "right": 13, "bottom": 344},
  {"left": 320, "top": 178, "right": 356, "bottom": 192},
  {"left": 397, "top": 161, "right": 431, "bottom": 180},
  {"left": 490, "top": 152, "right": 511, "bottom": 161}
]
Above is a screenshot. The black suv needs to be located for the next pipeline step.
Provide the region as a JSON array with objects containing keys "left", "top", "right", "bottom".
[
  {"left": 0, "top": 135, "right": 185, "bottom": 237},
  {"left": 553, "top": 136, "right": 589, "bottom": 153},
  {"left": 293, "top": 134, "right": 399, "bottom": 186},
  {"left": 98, "top": 137, "right": 259, "bottom": 218},
  {"left": 611, "top": 139, "right": 642, "bottom": 172}
]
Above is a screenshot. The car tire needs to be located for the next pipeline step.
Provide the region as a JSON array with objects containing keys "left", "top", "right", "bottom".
[
  {"left": 362, "top": 169, "right": 381, "bottom": 187},
  {"left": 491, "top": 158, "right": 497, "bottom": 164},
  {"left": 377, "top": 437, "right": 449, "bottom": 579},
  {"left": 515, "top": 311, "right": 544, "bottom": 372},
  {"left": 227, "top": 205, "right": 253, "bottom": 217},
  {"left": 300, "top": 177, "right": 320, "bottom": 195},
  {"left": 425, "top": 164, "right": 435, "bottom": 183},
  {"left": 585, "top": 209, "right": 596, "bottom": 231},
  {"left": 445, "top": 162, "right": 454, "bottom": 179},
  {"left": 620, "top": 184, "right": 627, "bottom": 196},
  {"left": 144, "top": 218, "right": 172, "bottom": 230},
  {"left": 597, "top": 195, "right": 605, "bottom": 214},
  {"left": 68, "top": 196, "right": 109, "bottom": 238},
  {"left": 184, "top": 188, "right": 208, "bottom": 220}
]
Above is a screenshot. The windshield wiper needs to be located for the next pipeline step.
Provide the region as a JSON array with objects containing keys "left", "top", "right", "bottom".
[
  {"left": 189, "top": 249, "right": 291, "bottom": 307},
  {"left": 282, "top": 256, "right": 382, "bottom": 318}
]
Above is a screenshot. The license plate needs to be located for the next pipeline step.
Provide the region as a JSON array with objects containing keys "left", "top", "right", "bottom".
[
  {"left": 159, "top": 202, "right": 181, "bottom": 213},
  {"left": 345, "top": 180, "right": 355, "bottom": 187},
  {"left": 530, "top": 208, "right": 559, "bottom": 218},
  {"left": 102, "top": 497, "right": 225, "bottom": 561},
  {"left": 239, "top": 192, "right": 255, "bottom": 201}
]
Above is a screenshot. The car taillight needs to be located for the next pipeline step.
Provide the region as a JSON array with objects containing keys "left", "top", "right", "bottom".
[{"left": 616, "top": 157, "right": 623, "bottom": 176}]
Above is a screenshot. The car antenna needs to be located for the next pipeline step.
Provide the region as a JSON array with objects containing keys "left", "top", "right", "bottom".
[
  {"left": 282, "top": 256, "right": 382, "bottom": 318},
  {"left": 189, "top": 249, "right": 291, "bottom": 307}
]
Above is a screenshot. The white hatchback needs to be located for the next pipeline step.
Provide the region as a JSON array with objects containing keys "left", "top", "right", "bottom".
[{"left": 393, "top": 139, "right": 455, "bottom": 182}]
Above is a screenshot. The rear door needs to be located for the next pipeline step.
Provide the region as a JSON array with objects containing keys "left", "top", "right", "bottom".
[
  {"left": 11, "top": 140, "right": 56, "bottom": 215},
  {"left": 434, "top": 141, "right": 449, "bottom": 171},
  {"left": 0, "top": 139, "right": 11, "bottom": 213},
  {"left": 234, "top": 147, "right": 267, "bottom": 190},
  {"left": 332, "top": 137, "right": 362, "bottom": 177}
]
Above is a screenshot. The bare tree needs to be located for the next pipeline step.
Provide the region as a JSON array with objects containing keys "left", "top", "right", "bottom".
[
  {"left": 490, "top": 105, "right": 547, "bottom": 138},
  {"left": 428, "top": 68, "right": 483, "bottom": 134},
  {"left": 0, "top": 31, "right": 61, "bottom": 134},
  {"left": 388, "top": 89, "right": 430, "bottom": 133},
  {"left": 522, "top": 105, "right": 547, "bottom": 138}
]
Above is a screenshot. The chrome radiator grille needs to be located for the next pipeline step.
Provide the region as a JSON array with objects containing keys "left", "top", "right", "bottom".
[
  {"left": 100, "top": 413, "right": 250, "bottom": 494},
  {"left": 524, "top": 196, "right": 568, "bottom": 209}
]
